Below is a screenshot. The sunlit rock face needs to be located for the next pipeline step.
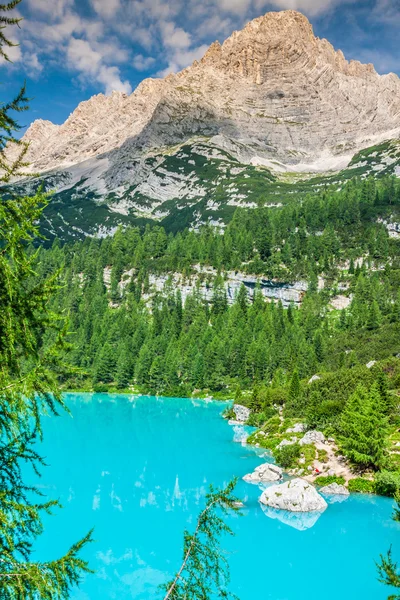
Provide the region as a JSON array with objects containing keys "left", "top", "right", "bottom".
[
  {"left": 10, "top": 10, "right": 400, "bottom": 242},
  {"left": 17, "top": 10, "right": 400, "bottom": 175}
]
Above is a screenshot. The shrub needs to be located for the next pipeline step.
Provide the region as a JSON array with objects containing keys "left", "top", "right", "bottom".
[
  {"left": 273, "top": 443, "right": 301, "bottom": 469},
  {"left": 93, "top": 383, "right": 110, "bottom": 393},
  {"left": 348, "top": 478, "right": 374, "bottom": 494},
  {"left": 315, "top": 475, "right": 345, "bottom": 487},
  {"left": 263, "top": 415, "right": 281, "bottom": 435},
  {"left": 247, "top": 408, "right": 277, "bottom": 427},
  {"left": 374, "top": 471, "right": 400, "bottom": 497}
]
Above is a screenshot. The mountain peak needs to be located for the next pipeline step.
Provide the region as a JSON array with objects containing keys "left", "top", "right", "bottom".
[{"left": 16, "top": 9, "right": 400, "bottom": 177}]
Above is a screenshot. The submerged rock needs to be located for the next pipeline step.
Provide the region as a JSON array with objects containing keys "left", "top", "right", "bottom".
[
  {"left": 259, "top": 478, "right": 328, "bottom": 512},
  {"left": 233, "top": 404, "right": 250, "bottom": 423},
  {"left": 232, "top": 425, "right": 248, "bottom": 444},
  {"left": 299, "top": 430, "right": 325, "bottom": 446},
  {"left": 319, "top": 483, "right": 349, "bottom": 496},
  {"left": 243, "top": 462, "right": 283, "bottom": 483},
  {"left": 260, "top": 504, "right": 325, "bottom": 531}
]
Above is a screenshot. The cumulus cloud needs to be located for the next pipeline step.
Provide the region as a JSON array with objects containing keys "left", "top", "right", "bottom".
[
  {"left": 133, "top": 54, "right": 156, "bottom": 71},
  {"left": 160, "top": 22, "right": 192, "bottom": 49},
  {"left": 256, "top": 0, "right": 354, "bottom": 17},
  {"left": 91, "top": 0, "right": 121, "bottom": 19},
  {"left": 67, "top": 38, "right": 131, "bottom": 94},
  {"left": 158, "top": 43, "right": 209, "bottom": 77}
]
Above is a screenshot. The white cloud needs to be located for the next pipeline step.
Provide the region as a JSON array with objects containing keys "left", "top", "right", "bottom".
[
  {"left": 133, "top": 54, "right": 156, "bottom": 71},
  {"left": 373, "top": 0, "right": 400, "bottom": 24},
  {"left": 91, "top": 0, "right": 121, "bottom": 19},
  {"left": 67, "top": 38, "right": 131, "bottom": 94},
  {"left": 217, "top": 0, "right": 252, "bottom": 15},
  {"left": 27, "top": 0, "right": 74, "bottom": 19},
  {"left": 24, "top": 52, "right": 43, "bottom": 76},
  {"left": 160, "top": 22, "right": 191, "bottom": 49},
  {"left": 256, "top": 0, "right": 354, "bottom": 17},
  {"left": 158, "top": 43, "right": 209, "bottom": 77}
]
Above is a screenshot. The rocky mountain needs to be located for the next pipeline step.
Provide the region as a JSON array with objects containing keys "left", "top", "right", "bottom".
[{"left": 12, "top": 9, "right": 400, "bottom": 241}]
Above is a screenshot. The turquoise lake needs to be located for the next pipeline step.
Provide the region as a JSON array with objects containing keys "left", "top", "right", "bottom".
[{"left": 32, "top": 393, "right": 399, "bottom": 599}]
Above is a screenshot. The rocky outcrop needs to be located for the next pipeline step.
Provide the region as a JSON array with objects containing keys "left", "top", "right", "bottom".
[
  {"left": 277, "top": 438, "right": 298, "bottom": 448},
  {"left": 233, "top": 404, "right": 250, "bottom": 423},
  {"left": 259, "top": 478, "right": 328, "bottom": 512},
  {"left": 319, "top": 483, "right": 349, "bottom": 496},
  {"left": 14, "top": 10, "right": 400, "bottom": 178},
  {"left": 243, "top": 462, "right": 283, "bottom": 483},
  {"left": 299, "top": 430, "right": 325, "bottom": 446},
  {"left": 286, "top": 423, "right": 306, "bottom": 433}
]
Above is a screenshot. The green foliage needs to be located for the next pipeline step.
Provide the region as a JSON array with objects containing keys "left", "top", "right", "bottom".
[
  {"left": 0, "top": 5, "right": 93, "bottom": 596},
  {"left": 377, "top": 547, "right": 400, "bottom": 600},
  {"left": 339, "top": 384, "right": 389, "bottom": 470},
  {"left": 392, "top": 491, "right": 400, "bottom": 522},
  {"left": 273, "top": 443, "right": 301, "bottom": 469},
  {"left": 374, "top": 471, "right": 400, "bottom": 497},
  {"left": 347, "top": 478, "right": 375, "bottom": 494},
  {"left": 315, "top": 475, "right": 346, "bottom": 486},
  {"left": 162, "top": 479, "right": 241, "bottom": 600}
]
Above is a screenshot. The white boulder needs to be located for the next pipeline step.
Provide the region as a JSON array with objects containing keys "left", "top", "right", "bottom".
[
  {"left": 299, "top": 430, "right": 325, "bottom": 446},
  {"left": 277, "top": 437, "right": 298, "bottom": 449},
  {"left": 286, "top": 423, "right": 306, "bottom": 433},
  {"left": 259, "top": 478, "right": 328, "bottom": 512},
  {"left": 243, "top": 462, "right": 283, "bottom": 483},
  {"left": 308, "top": 375, "right": 321, "bottom": 384},
  {"left": 233, "top": 404, "right": 250, "bottom": 423},
  {"left": 319, "top": 483, "right": 349, "bottom": 496}
]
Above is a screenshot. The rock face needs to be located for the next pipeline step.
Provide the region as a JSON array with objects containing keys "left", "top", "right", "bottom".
[
  {"left": 243, "top": 462, "right": 283, "bottom": 483},
  {"left": 319, "top": 483, "right": 350, "bottom": 496},
  {"left": 10, "top": 10, "right": 400, "bottom": 241},
  {"left": 286, "top": 423, "right": 306, "bottom": 433},
  {"left": 299, "top": 430, "right": 325, "bottom": 446},
  {"left": 259, "top": 478, "right": 328, "bottom": 512},
  {"left": 233, "top": 404, "right": 250, "bottom": 423},
  {"left": 17, "top": 10, "right": 400, "bottom": 175}
]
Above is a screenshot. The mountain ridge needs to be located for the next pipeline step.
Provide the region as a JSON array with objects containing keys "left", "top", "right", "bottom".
[{"left": 9, "top": 9, "right": 400, "bottom": 242}]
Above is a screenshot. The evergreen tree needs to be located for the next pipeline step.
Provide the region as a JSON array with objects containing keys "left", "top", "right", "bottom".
[
  {"left": 95, "top": 343, "right": 117, "bottom": 383},
  {"left": 162, "top": 480, "right": 241, "bottom": 600},
  {"left": 0, "top": 4, "right": 93, "bottom": 596},
  {"left": 340, "top": 384, "right": 388, "bottom": 470},
  {"left": 367, "top": 300, "right": 382, "bottom": 330}
]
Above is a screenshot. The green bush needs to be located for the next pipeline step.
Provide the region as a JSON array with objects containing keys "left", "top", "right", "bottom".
[
  {"left": 247, "top": 409, "right": 277, "bottom": 427},
  {"left": 348, "top": 478, "right": 374, "bottom": 494},
  {"left": 223, "top": 407, "right": 235, "bottom": 420},
  {"left": 374, "top": 471, "right": 400, "bottom": 497},
  {"left": 273, "top": 443, "right": 301, "bottom": 469},
  {"left": 263, "top": 415, "right": 281, "bottom": 435},
  {"left": 93, "top": 383, "right": 110, "bottom": 393},
  {"left": 315, "top": 475, "right": 345, "bottom": 487}
]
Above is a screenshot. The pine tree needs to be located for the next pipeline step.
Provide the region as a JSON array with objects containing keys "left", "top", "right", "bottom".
[
  {"left": 367, "top": 300, "right": 382, "bottom": 330},
  {"left": 95, "top": 343, "right": 117, "bottom": 383},
  {"left": 340, "top": 384, "right": 388, "bottom": 470},
  {"left": 0, "top": 4, "right": 93, "bottom": 596},
  {"left": 313, "top": 331, "right": 324, "bottom": 362},
  {"left": 162, "top": 480, "right": 241, "bottom": 600}
]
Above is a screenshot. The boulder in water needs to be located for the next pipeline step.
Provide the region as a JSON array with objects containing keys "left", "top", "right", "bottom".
[
  {"left": 243, "top": 462, "right": 283, "bottom": 483},
  {"left": 259, "top": 478, "right": 327, "bottom": 512},
  {"left": 233, "top": 404, "right": 250, "bottom": 423},
  {"left": 319, "top": 483, "right": 349, "bottom": 496}
]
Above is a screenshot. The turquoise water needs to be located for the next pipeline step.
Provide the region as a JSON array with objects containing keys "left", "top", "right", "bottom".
[{"left": 32, "top": 393, "right": 399, "bottom": 599}]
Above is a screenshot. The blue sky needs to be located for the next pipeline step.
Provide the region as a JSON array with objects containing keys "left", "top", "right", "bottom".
[{"left": 3, "top": 0, "right": 400, "bottom": 133}]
